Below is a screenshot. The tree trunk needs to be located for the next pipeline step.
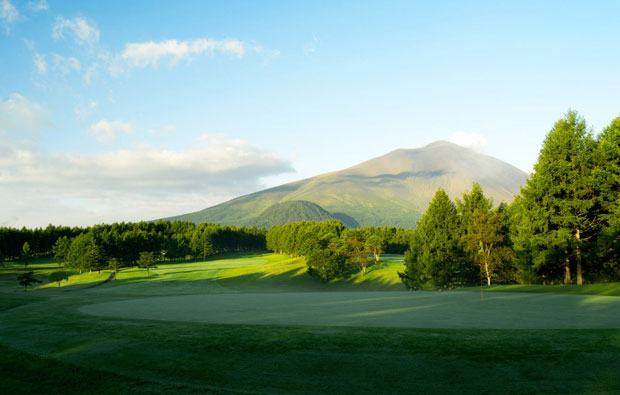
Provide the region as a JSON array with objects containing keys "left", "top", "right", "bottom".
[
  {"left": 564, "top": 256, "right": 571, "bottom": 285},
  {"left": 146, "top": 268, "right": 149, "bottom": 277},
  {"left": 484, "top": 258, "right": 491, "bottom": 286},
  {"left": 575, "top": 229, "right": 583, "bottom": 285}
]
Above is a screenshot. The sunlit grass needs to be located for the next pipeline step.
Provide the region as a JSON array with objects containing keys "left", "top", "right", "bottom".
[{"left": 2, "top": 253, "right": 620, "bottom": 393}]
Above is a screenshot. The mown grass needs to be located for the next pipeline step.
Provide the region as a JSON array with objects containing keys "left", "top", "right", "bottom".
[
  {"left": 1, "top": 253, "right": 620, "bottom": 394},
  {"left": 461, "top": 282, "right": 620, "bottom": 297}
]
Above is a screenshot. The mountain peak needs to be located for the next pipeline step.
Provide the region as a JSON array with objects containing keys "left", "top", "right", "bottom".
[{"left": 167, "top": 142, "right": 527, "bottom": 228}]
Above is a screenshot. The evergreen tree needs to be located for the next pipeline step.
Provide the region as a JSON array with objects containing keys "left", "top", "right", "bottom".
[
  {"left": 137, "top": 251, "right": 157, "bottom": 277},
  {"left": 595, "top": 117, "right": 620, "bottom": 277},
  {"left": 514, "top": 111, "right": 599, "bottom": 285},
  {"left": 52, "top": 236, "right": 71, "bottom": 265},
  {"left": 84, "top": 241, "right": 105, "bottom": 273},
  {"left": 20, "top": 242, "right": 34, "bottom": 268},
  {"left": 399, "top": 188, "right": 464, "bottom": 289}
]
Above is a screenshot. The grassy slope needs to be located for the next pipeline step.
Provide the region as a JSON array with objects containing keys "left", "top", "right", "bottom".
[
  {"left": 1, "top": 254, "right": 620, "bottom": 394},
  {"left": 251, "top": 200, "right": 339, "bottom": 228}
]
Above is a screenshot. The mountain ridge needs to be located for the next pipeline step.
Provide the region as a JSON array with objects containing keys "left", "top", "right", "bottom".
[{"left": 167, "top": 141, "right": 528, "bottom": 228}]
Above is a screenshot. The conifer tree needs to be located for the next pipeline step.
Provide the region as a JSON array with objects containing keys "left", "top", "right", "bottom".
[
  {"left": 399, "top": 188, "right": 464, "bottom": 289},
  {"left": 20, "top": 242, "right": 34, "bottom": 268},
  {"left": 595, "top": 117, "right": 620, "bottom": 275},
  {"left": 515, "top": 111, "right": 599, "bottom": 284}
]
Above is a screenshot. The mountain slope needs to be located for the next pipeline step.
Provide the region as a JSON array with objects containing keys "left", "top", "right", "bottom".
[
  {"left": 168, "top": 141, "right": 528, "bottom": 228},
  {"left": 251, "top": 200, "right": 339, "bottom": 228}
]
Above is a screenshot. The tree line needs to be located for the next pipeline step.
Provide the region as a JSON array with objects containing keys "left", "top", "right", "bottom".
[{"left": 2, "top": 221, "right": 266, "bottom": 273}]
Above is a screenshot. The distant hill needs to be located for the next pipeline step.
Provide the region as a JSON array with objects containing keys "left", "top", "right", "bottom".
[
  {"left": 251, "top": 200, "right": 340, "bottom": 229},
  {"left": 167, "top": 141, "right": 528, "bottom": 228}
]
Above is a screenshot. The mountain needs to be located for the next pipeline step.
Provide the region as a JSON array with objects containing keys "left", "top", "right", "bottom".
[
  {"left": 251, "top": 200, "right": 340, "bottom": 228},
  {"left": 167, "top": 141, "right": 528, "bottom": 228}
]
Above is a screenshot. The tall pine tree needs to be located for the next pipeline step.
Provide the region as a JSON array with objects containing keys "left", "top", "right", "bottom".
[
  {"left": 399, "top": 188, "right": 465, "bottom": 289},
  {"left": 595, "top": 117, "right": 620, "bottom": 276},
  {"left": 515, "top": 111, "right": 599, "bottom": 285}
]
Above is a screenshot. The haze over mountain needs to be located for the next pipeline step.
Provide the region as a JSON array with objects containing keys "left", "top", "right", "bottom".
[{"left": 168, "top": 141, "right": 528, "bottom": 228}]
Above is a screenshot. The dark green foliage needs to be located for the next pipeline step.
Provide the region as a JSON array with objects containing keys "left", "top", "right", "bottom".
[
  {"left": 400, "top": 188, "right": 467, "bottom": 289},
  {"left": 458, "top": 183, "right": 514, "bottom": 286},
  {"left": 17, "top": 271, "right": 41, "bottom": 291},
  {"left": 137, "top": 251, "right": 157, "bottom": 277},
  {"left": 253, "top": 200, "right": 338, "bottom": 228},
  {"left": 52, "top": 236, "right": 71, "bottom": 265},
  {"left": 48, "top": 271, "right": 70, "bottom": 287},
  {"left": 595, "top": 117, "right": 620, "bottom": 278},
  {"left": 108, "top": 257, "right": 123, "bottom": 273},
  {"left": 0, "top": 225, "right": 80, "bottom": 260},
  {"left": 513, "top": 111, "right": 600, "bottom": 285},
  {"left": 19, "top": 242, "right": 34, "bottom": 268},
  {"left": 84, "top": 241, "right": 106, "bottom": 273},
  {"left": 306, "top": 248, "right": 347, "bottom": 281}
]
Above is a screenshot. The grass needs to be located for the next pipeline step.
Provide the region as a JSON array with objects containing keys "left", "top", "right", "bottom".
[
  {"left": 1, "top": 252, "right": 620, "bottom": 394},
  {"left": 81, "top": 291, "right": 620, "bottom": 329},
  {"left": 461, "top": 282, "right": 620, "bottom": 297}
]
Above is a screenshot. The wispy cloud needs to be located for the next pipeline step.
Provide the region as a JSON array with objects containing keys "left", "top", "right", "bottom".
[
  {"left": 28, "top": 0, "right": 48, "bottom": 12},
  {"left": 115, "top": 38, "right": 251, "bottom": 71},
  {"left": 88, "top": 119, "right": 132, "bottom": 144},
  {"left": 74, "top": 100, "right": 97, "bottom": 121},
  {"left": 449, "top": 131, "right": 487, "bottom": 153},
  {"left": 52, "top": 16, "right": 99, "bottom": 46},
  {"left": 1, "top": 0, "right": 19, "bottom": 30},
  {"left": 34, "top": 53, "right": 46, "bottom": 73},
  {"left": 51, "top": 53, "right": 81, "bottom": 74}
]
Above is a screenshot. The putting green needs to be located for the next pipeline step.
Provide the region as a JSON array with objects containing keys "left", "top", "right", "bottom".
[{"left": 79, "top": 291, "right": 620, "bottom": 329}]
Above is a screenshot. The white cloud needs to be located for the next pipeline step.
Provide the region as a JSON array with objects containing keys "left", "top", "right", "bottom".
[
  {"left": 0, "top": 93, "right": 51, "bottom": 135},
  {"left": 51, "top": 53, "right": 81, "bottom": 74},
  {"left": 83, "top": 63, "right": 99, "bottom": 83},
  {"left": 449, "top": 131, "right": 487, "bottom": 153},
  {"left": 1, "top": 0, "right": 19, "bottom": 27},
  {"left": 28, "top": 0, "right": 48, "bottom": 12},
  {"left": 0, "top": 133, "right": 294, "bottom": 227},
  {"left": 34, "top": 53, "right": 46, "bottom": 73},
  {"left": 52, "top": 16, "right": 99, "bottom": 46},
  {"left": 88, "top": 119, "right": 132, "bottom": 144},
  {"left": 74, "top": 100, "right": 97, "bottom": 121},
  {"left": 117, "top": 38, "right": 249, "bottom": 70}
]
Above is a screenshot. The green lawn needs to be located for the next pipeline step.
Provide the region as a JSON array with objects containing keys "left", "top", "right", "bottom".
[{"left": 1, "top": 253, "right": 620, "bottom": 394}]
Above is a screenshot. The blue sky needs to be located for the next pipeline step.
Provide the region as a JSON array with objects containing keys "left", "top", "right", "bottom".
[{"left": 1, "top": 0, "right": 619, "bottom": 227}]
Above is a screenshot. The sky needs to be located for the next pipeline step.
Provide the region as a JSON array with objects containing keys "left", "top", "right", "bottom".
[{"left": 1, "top": 0, "right": 619, "bottom": 228}]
